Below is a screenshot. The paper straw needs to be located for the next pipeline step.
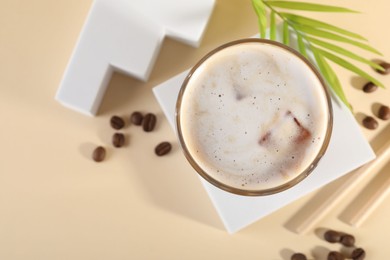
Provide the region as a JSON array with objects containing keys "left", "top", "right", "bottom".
[
  {"left": 342, "top": 165, "right": 390, "bottom": 227},
  {"left": 285, "top": 139, "right": 390, "bottom": 234}
]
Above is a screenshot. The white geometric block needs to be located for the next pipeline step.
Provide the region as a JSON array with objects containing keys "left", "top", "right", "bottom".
[{"left": 56, "top": 0, "right": 215, "bottom": 116}]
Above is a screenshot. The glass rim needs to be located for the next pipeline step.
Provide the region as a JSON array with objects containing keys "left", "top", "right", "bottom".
[{"left": 175, "top": 38, "right": 333, "bottom": 196}]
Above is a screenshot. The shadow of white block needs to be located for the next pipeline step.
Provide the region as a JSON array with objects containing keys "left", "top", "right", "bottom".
[{"left": 56, "top": 0, "right": 215, "bottom": 116}]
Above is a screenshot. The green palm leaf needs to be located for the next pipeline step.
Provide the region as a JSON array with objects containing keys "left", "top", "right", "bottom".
[
  {"left": 317, "top": 48, "right": 384, "bottom": 88},
  {"left": 270, "top": 11, "right": 277, "bottom": 40},
  {"left": 281, "top": 13, "right": 366, "bottom": 41},
  {"left": 297, "top": 33, "right": 308, "bottom": 59},
  {"left": 312, "top": 48, "right": 350, "bottom": 108},
  {"left": 283, "top": 22, "right": 289, "bottom": 45},
  {"left": 264, "top": 1, "right": 358, "bottom": 13},
  {"left": 293, "top": 24, "right": 382, "bottom": 55},
  {"left": 252, "top": 0, "right": 267, "bottom": 38},
  {"left": 252, "top": 0, "right": 384, "bottom": 111},
  {"left": 308, "top": 37, "right": 384, "bottom": 71}
]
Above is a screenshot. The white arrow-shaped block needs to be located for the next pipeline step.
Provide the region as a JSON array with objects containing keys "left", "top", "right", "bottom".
[{"left": 56, "top": 0, "right": 215, "bottom": 116}]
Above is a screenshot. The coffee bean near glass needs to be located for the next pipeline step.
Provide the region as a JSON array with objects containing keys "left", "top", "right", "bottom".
[
  {"left": 175, "top": 39, "right": 333, "bottom": 196},
  {"left": 143, "top": 113, "right": 157, "bottom": 132}
]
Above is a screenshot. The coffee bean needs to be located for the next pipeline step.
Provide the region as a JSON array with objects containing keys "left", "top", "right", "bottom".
[
  {"left": 340, "top": 234, "right": 355, "bottom": 247},
  {"left": 376, "top": 61, "right": 390, "bottom": 75},
  {"left": 155, "top": 142, "right": 172, "bottom": 156},
  {"left": 143, "top": 113, "right": 157, "bottom": 132},
  {"left": 290, "top": 253, "right": 307, "bottom": 260},
  {"left": 362, "top": 82, "right": 377, "bottom": 93},
  {"left": 324, "top": 230, "right": 341, "bottom": 243},
  {"left": 351, "top": 248, "right": 366, "bottom": 260},
  {"left": 328, "top": 251, "right": 345, "bottom": 260},
  {"left": 112, "top": 133, "right": 125, "bottom": 148},
  {"left": 378, "top": 105, "right": 390, "bottom": 120},
  {"left": 362, "top": 116, "right": 378, "bottom": 130},
  {"left": 92, "top": 146, "right": 106, "bottom": 162},
  {"left": 130, "top": 111, "right": 143, "bottom": 126},
  {"left": 110, "top": 116, "right": 125, "bottom": 130}
]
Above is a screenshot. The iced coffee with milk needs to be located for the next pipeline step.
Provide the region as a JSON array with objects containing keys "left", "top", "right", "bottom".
[{"left": 176, "top": 39, "right": 332, "bottom": 196}]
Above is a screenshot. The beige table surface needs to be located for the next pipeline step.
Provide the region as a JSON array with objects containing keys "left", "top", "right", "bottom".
[{"left": 1, "top": 0, "right": 389, "bottom": 259}]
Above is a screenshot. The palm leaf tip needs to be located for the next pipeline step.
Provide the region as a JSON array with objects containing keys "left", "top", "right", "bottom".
[
  {"left": 318, "top": 49, "right": 385, "bottom": 88},
  {"left": 373, "top": 63, "right": 386, "bottom": 72},
  {"left": 307, "top": 36, "right": 384, "bottom": 71},
  {"left": 280, "top": 12, "right": 367, "bottom": 41},
  {"left": 293, "top": 24, "right": 383, "bottom": 55},
  {"left": 264, "top": 1, "right": 359, "bottom": 13}
]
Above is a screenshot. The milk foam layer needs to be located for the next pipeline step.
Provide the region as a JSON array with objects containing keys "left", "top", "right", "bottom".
[{"left": 179, "top": 41, "right": 330, "bottom": 191}]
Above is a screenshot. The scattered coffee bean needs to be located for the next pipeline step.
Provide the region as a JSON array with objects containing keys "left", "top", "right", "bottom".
[
  {"left": 328, "top": 251, "right": 345, "bottom": 260},
  {"left": 340, "top": 234, "right": 355, "bottom": 247},
  {"left": 130, "top": 111, "right": 143, "bottom": 126},
  {"left": 351, "top": 248, "right": 366, "bottom": 260},
  {"left": 362, "top": 116, "right": 378, "bottom": 130},
  {"left": 110, "top": 116, "right": 125, "bottom": 130},
  {"left": 362, "top": 82, "right": 377, "bottom": 93},
  {"left": 143, "top": 113, "right": 157, "bottom": 132},
  {"left": 376, "top": 61, "right": 390, "bottom": 75},
  {"left": 290, "top": 253, "right": 307, "bottom": 260},
  {"left": 286, "top": 229, "right": 370, "bottom": 260},
  {"left": 155, "top": 142, "right": 172, "bottom": 156},
  {"left": 92, "top": 146, "right": 106, "bottom": 162},
  {"left": 112, "top": 133, "right": 125, "bottom": 148},
  {"left": 378, "top": 105, "right": 390, "bottom": 120},
  {"left": 324, "top": 230, "right": 341, "bottom": 243}
]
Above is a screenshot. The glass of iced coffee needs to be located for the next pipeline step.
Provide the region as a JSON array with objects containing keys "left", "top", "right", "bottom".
[{"left": 176, "top": 39, "right": 333, "bottom": 196}]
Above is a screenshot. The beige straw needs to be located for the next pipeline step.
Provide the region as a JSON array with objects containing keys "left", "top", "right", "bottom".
[
  {"left": 342, "top": 163, "right": 390, "bottom": 227},
  {"left": 285, "top": 139, "right": 390, "bottom": 234}
]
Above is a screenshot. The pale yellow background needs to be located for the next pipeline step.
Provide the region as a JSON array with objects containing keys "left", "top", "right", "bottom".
[{"left": 1, "top": 0, "right": 389, "bottom": 259}]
